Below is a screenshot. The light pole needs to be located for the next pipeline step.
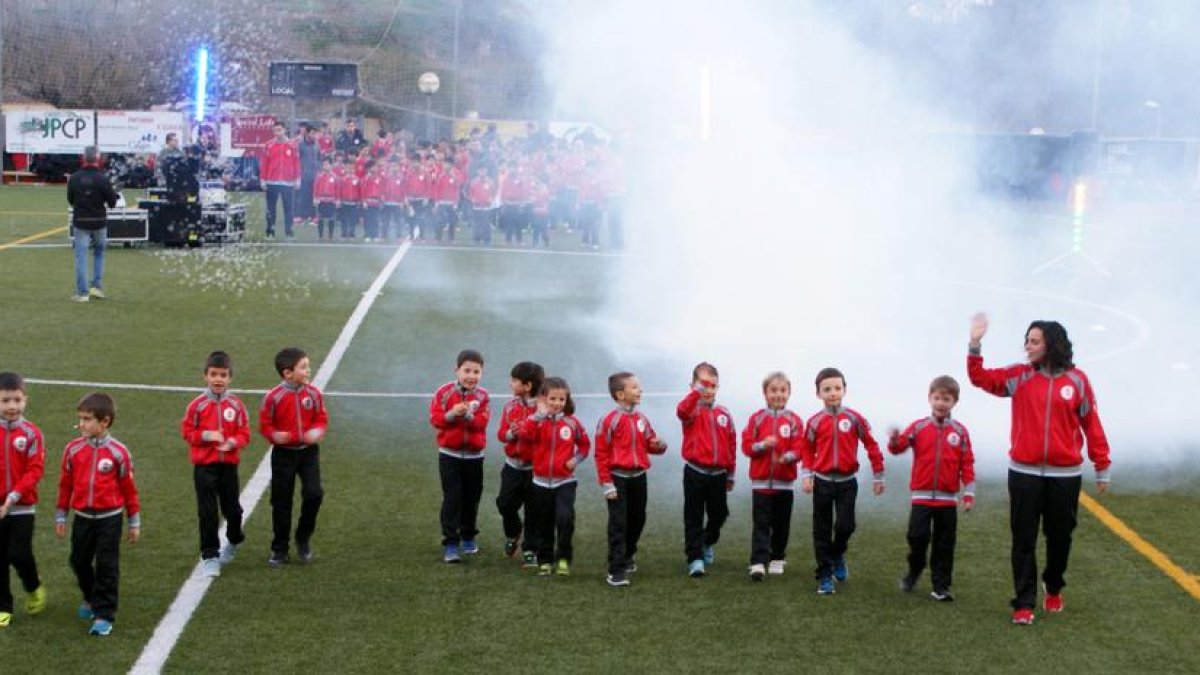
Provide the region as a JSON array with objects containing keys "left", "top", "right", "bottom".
[
  {"left": 418, "top": 72, "right": 440, "bottom": 142},
  {"left": 1144, "top": 100, "right": 1162, "bottom": 138}
]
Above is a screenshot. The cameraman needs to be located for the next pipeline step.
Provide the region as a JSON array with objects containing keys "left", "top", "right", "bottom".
[{"left": 67, "top": 146, "right": 119, "bottom": 302}]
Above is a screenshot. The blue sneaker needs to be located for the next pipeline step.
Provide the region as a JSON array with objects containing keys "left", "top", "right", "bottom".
[
  {"left": 703, "top": 546, "right": 715, "bottom": 566},
  {"left": 817, "top": 577, "right": 836, "bottom": 595},
  {"left": 77, "top": 603, "right": 94, "bottom": 620},
  {"left": 460, "top": 539, "right": 479, "bottom": 555},
  {"left": 833, "top": 557, "right": 849, "bottom": 582},
  {"left": 443, "top": 545, "right": 462, "bottom": 563},
  {"left": 688, "top": 559, "right": 706, "bottom": 577},
  {"left": 89, "top": 618, "right": 113, "bottom": 636}
]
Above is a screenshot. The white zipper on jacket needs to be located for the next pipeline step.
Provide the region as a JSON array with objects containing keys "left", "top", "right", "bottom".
[
  {"left": 931, "top": 417, "right": 944, "bottom": 501},
  {"left": 1042, "top": 374, "right": 1054, "bottom": 475}
]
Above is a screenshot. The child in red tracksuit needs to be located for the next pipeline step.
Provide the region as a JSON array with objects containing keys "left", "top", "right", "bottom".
[
  {"left": 360, "top": 161, "right": 384, "bottom": 242},
  {"left": 742, "top": 371, "right": 804, "bottom": 581},
  {"left": 181, "top": 351, "right": 251, "bottom": 578},
  {"left": 519, "top": 377, "right": 590, "bottom": 577},
  {"left": 888, "top": 375, "right": 975, "bottom": 602},
  {"left": 259, "top": 347, "right": 329, "bottom": 568},
  {"left": 595, "top": 371, "right": 667, "bottom": 587},
  {"left": 0, "top": 372, "right": 47, "bottom": 628},
  {"left": 429, "top": 349, "right": 490, "bottom": 563},
  {"left": 55, "top": 392, "right": 140, "bottom": 637},
  {"left": 313, "top": 160, "right": 338, "bottom": 240},
  {"left": 678, "top": 362, "right": 737, "bottom": 577},
  {"left": 336, "top": 156, "right": 361, "bottom": 239},
  {"left": 494, "top": 361, "right": 544, "bottom": 568},
  {"left": 802, "top": 367, "right": 885, "bottom": 595}
]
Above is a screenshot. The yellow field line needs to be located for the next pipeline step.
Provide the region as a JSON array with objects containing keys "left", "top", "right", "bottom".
[
  {"left": 0, "top": 226, "right": 67, "bottom": 251},
  {"left": 1081, "top": 493, "right": 1200, "bottom": 602}
]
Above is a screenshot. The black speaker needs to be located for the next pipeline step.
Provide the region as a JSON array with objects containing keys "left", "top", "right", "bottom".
[{"left": 141, "top": 200, "right": 201, "bottom": 245}]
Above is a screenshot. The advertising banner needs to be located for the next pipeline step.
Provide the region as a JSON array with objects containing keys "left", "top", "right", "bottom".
[
  {"left": 4, "top": 109, "right": 95, "bottom": 154},
  {"left": 96, "top": 110, "right": 188, "bottom": 154},
  {"left": 229, "top": 115, "right": 277, "bottom": 150}
]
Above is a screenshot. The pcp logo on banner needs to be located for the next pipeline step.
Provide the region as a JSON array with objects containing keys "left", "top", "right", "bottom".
[{"left": 26, "top": 114, "right": 90, "bottom": 140}]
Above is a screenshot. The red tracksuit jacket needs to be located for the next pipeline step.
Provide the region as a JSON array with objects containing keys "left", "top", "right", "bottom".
[
  {"left": 888, "top": 415, "right": 976, "bottom": 506},
  {"left": 2, "top": 417, "right": 45, "bottom": 513},
  {"left": 181, "top": 390, "right": 252, "bottom": 465},
  {"left": 55, "top": 435, "right": 141, "bottom": 527},
  {"left": 967, "top": 351, "right": 1111, "bottom": 480},
  {"left": 360, "top": 174, "right": 384, "bottom": 207},
  {"left": 336, "top": 172, "right": 361, "bottom": 204},
  {"left": 468, "top": 176, "right": 496, "bottom": 209},
  {"left": 429, "top": 382, "right": 490, "bottom": 457},
  {"left": 741, "top": 407, "right": 805, "bottom": 492},
  {"left": 260, "top": 139, "right": 300, "bottom": 184},
  {"left": 802, "top": 406, "right": 884, "bottom": 481},
  {"left": 383, "top": 170, "right": 407, "bottom": 205},
  {"left": 677, "top": 389, "right": 737, "bottom": 479},
  {"left": 519, "top": 413, "right": 591, "bottom": 488},
  {"left": 497, "top": 397, "right": 537, "bottom": 467},
  {"left": 594, "top": 406, "right": 666, "bottom": 493},
  {"left": 258, "top": 382, "right": 330, "bottom": 449},
  {"left": 435, "top": 166, "right": 464, "bottom": 205},
  {"left": 314, "top": 171, "right": 338, "bottom": 204}
]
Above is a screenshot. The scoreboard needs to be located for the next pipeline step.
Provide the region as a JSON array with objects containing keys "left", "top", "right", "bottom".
[{"left": 269, "top": 62, "right": 358, "bottom": 98}]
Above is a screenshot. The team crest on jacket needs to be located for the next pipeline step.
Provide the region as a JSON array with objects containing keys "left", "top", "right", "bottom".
[
  {"left": 14, "top": 436, "right": 27, "bottom": 451},
  {"left": 223, "top": 407, "right": 237, "bottom": 422},
  {"left": 947, "top": 432, "right": 961, "bottom": 447},
  {"left": 717, "top": 414, "right": 729, "bottom": 428},
  {"left": 1060, "top": 385, "right": 1075, "bottom": 400},
  {"left": 780, "top": 424, "right": 792, "bottom": 438},
  {"left": 98, "top": 458, "right": 115, "bottom": 474},
  {"left": 636, "top": 419, "right": 646, "bottom": 433},
  {"left": 837, "top": 419, "right": 852, "bottom": 433},
  {"left": 302, "top": 396, "right": 314, "bottom": 410},
  {"left": 558, "top": 426, "right": 573, "bottom": 441}
]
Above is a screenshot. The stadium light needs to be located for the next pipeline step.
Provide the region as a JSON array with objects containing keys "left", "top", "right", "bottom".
[{"left": 195, "top": 47, "right": 209, "bottom": 122}]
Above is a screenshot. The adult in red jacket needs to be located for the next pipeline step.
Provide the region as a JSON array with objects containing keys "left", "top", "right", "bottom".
[
  {"left": 259, "top": 123, "right": 300, "bottom": 239},
  {"left": 967, "top": 313, "right": 1111, "bottom": 625}
]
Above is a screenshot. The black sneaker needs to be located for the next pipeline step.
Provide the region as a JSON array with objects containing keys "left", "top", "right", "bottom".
[
  {"left": 899, "top": 574, "right": 917, "bottom": 593},
  {"left": 624, "top": 558, "right": 637, "bottom": 574},
  {"left": 297, "top": 542, "right": 314, "bottom": 564},
  {"left": 606, "top": 572, "right": 630, "bottom": 587},
  {"left": 267, "top": 551, "right": 289, "bottom": 568},
  {"left": 930, "top": 589, "right": 955, "bottom": 602}
]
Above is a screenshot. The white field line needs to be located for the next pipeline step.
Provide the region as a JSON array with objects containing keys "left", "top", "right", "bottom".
[
  {"left": 129, "top": 240, "right": 412, "bottom": 675},
  {"left": 5, "top": 241, "right": 621, "bottom": 257}
]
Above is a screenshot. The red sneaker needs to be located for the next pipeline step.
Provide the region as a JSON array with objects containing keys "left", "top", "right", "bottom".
[
  {"left": 1043, "top": 592, "right": 1064, "bottom": 613},
  {"left": 1011, "top": 608, "right": 1035, "bottom": 625}
]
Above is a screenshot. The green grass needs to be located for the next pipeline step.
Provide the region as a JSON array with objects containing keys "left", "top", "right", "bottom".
[{"left": 1, "top": 186, "right": 1198, "bottom": 673}]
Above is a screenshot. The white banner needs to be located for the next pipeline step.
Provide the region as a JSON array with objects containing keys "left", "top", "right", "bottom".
[
  {"left": 97, "top": 110, "right": 188, "bottom": 154},
  {"left": 4, "top": 109, "right": 95, "bottom": 154}
]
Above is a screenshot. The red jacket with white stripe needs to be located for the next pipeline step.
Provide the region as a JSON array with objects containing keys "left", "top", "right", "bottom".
[
  {"left": 360, "top": 174, "right": 384, "bottom": 207},
  {"left": 181, "top": 390, "right": 252, "bottom": 465},
  {"left": 429, "top": 382, "right": 490, "bottom": 457},
  {"left": 2, "top": 417, "right": 45, "bottom": 513},
  {"left": 741, "top": 408, "right": 804, "bottom": 492},
  {"left": 55, "top": 435, "right": 141, "bottom": 527},
  {"left": 497, "top": 397, "right": 537, "bottom": 467},
  {"left": 260, "top": 139, "right": 300, "bottom": 185},
  {"left": 258, "top": 382, "right": 330, "bottom": 449},
  {"left": 802, "top": 407, "right": 884, "bottom": 481},
  {"left": 968, "top": 350, "right": 1111, "bottom": 480},
  {"left": 435, "top": 166, "right": 464, "bottom": 205},
  {"left": 594, "top": 406, "right": 666, "bottom": 493},
  {"left": 468, "top": 176, "right": 497, "bottom": 209},
  {"left": 677, "top": 389, "right": 737, "bottom": 480},
  {"left": 314, "top": 171, "right": 338, "bottom": 204},
  {"left": 888, "top": 415, "right": 976, "bottom": 507},
  {"left": 383, "top": 170, "right": 407, "bottom": 205},
  {"left": 519, "top": 413, "right": 590, "bottom": 488},
  {"left": 336, "top": 172, "right": 361, "bottom": 204}
]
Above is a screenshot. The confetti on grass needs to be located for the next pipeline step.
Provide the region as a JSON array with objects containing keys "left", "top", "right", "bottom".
[{"left": 152, "top": 245, "right": 335, "bottom": 301}]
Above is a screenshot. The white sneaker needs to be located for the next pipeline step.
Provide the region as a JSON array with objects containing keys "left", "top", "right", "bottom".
[
  {"left": 748, "top": 563, "right": 766, "bottom": 581},
  {"left": 218, "top": 543, "right": 239, "bottom": 565},
  {"left": 202, "top": 558, "right": 221, "bottom": 578},
  {"left": 768, "top": 560, "right": 787, "bottom": 576}
]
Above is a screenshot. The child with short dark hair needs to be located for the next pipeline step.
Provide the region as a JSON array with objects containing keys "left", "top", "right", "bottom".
[
  {"left": 519, "top": 377, "right": 590, "bottom": 577},
  {"left": 313, "top": 159, "right": 338, "bottom": 240},
  {"left": 181, "top": 351, "right": 251, "bottom": 577},
  {"left": 802, "top": 367, "right": 885, "bottom": 595},
  {"left": 495, "top": 361, "right": 545, "bottom": 567},
  {"left": 742, "top": 371, "right": 804, "bottom": 581},
  {"left": 677, "top": 362, "right": 737, "bottom": 577},
  {"left": 595, "top": 371, "right": 667, "bottom": 587},
  {"left": 55, "top": 392, "right": 140, "bottom": 637},
  {"left": 259, "top": 347, "right": 328, "bottom": 568},
  {"left": 429, "top": 349, "right": 490, "bottom": 563},
  {"left": 336, "top": 156, "right": 361, "bottom": 239},
  {"left": 888, "top": 375, "right": 975, "bottom": 601},
  {"left": 0, "top": 372, "right": 47, "bottom": 628}
]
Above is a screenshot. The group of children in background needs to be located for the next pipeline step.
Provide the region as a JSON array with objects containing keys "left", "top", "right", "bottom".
[
  {"left": 0, "top": 347, "right": 327, "bottom": 636},
  {"left": 429, "top": 350, "right": 976, "bottom": 596},
  {"left": 0, "top": 347, "right": 973, "bottom": 636}
]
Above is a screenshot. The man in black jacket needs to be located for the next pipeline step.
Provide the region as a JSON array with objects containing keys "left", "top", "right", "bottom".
[{"left": 67, "top": 146, "right": 119, "bottom": 302}]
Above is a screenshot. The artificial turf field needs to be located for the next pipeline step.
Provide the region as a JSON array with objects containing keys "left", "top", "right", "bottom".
[{"left": 1, "top": 185, "right": 1198, "bottom": 674}]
